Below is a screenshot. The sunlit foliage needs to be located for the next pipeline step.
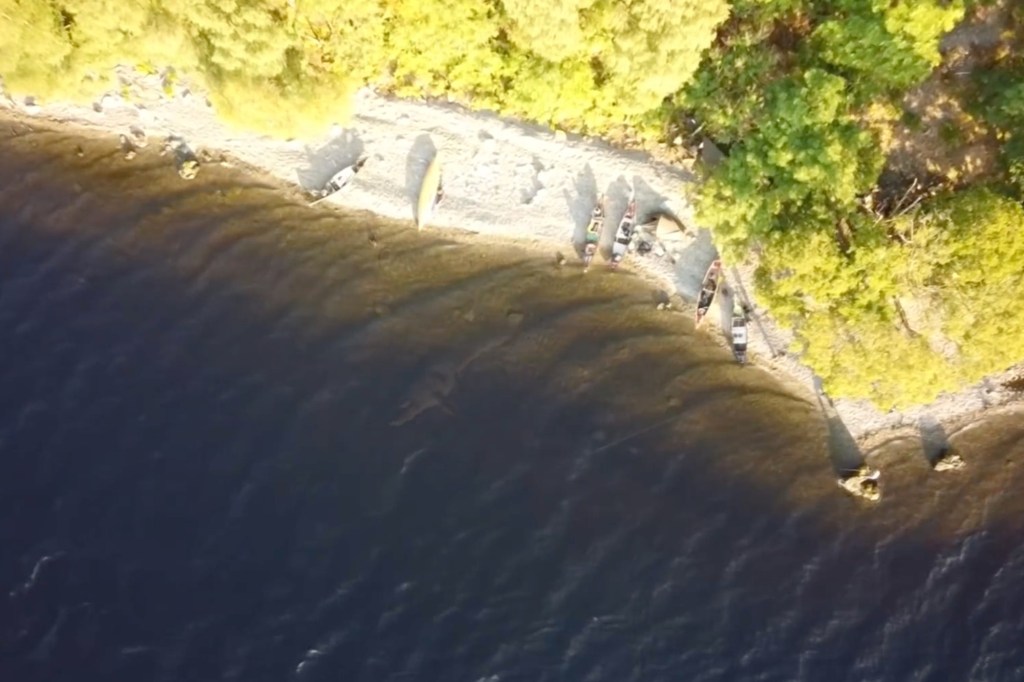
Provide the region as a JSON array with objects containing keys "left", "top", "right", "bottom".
[
  {"left": 755, "top": 190, "right": 1024, "bottom": 408},
  {"left": 2, "top": 0, "right": 1018, "bottom": 409},
  {"left": 696, "top": 69, "right": 884, "bottom": 254},
  {"left": 813, "top": 0, "right": 964, "bottom": 97},
  {"left": 0, "top": 0, "right": 729, "bottom": 137},
  {"left": 0, "top": 0, "right": 70, "bottom": 96}
]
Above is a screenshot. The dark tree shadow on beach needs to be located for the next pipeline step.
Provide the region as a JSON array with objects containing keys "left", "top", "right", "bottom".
[
  {"left": 918, "top": 415, "right": 952, "bottom": 467},
  {"left": 297, "top": 129, "right": 365, "bottom": 192},
  {"left": 520, "top": 155, "right": 545, "bottom": 205},
  {"left": 415, "top": 95, "right": 698, "bottom": 178},
  {"left": 673, "top": 230, "right": 718, "bottom": 301},
  {"left": 405, "top": 133, "right": 437, "bottom": 220},
  {"left": 599, "top": 176, "right": 633, "bottom": 261},
  {"left": 564, "top": 164, "right": 598, "bottom": 258},
  {"left": 631, "top": 175, "right": 670, "bottom": 220}
]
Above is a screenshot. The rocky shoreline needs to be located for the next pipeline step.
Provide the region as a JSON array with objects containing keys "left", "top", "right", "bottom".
[{"left": 2, "top": 71, "right": 1020, "bottom": 459}]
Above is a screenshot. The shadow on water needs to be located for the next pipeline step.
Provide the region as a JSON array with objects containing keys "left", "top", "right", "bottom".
[
  {"left": 812, "top": 378, "right": 865, "bottom": 476},
  {"left": 3, "top": 118, "right": 1024, "bottom": 682},
  {"left": 918, "top": 414, "right": 952, "bottom": 467}
]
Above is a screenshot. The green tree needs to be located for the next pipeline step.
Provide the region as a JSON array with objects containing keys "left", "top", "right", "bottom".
[
  {"left": 755, "top": 189, "right": 1024, "bottom": 408},
  {"left": 922, "top": 189, "right": 1024, "bottom": 376},
  {"left": 0, "top": 0, "right": 75, "bottom": 97},
  {"left": 166, "top": 0, "right": 294, "bottom": 78},
  {"left": 697, "top": 69, "right": 884, "bottom": 253},
  {"left": 813, "top": 0, "right": 964, "bottom": 97},
  {"left": 582, "top": 0, "right": 730, "bottom": 118},
  {"left": 293, "top": 0, "right": 387, "bottom": 84},
  {"left": 682, "top": 34, "right": 781, "bottom": 145},
  {"left": 382, "top": 0, "right": 504, "bottom": 99},
  {"left": 500, "top": 0, "right": 588, "bottom": 63}
]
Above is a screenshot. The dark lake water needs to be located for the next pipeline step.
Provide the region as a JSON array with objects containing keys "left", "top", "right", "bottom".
[{"left": 2, "top": 119, "right": 1024, "bottom": 682}]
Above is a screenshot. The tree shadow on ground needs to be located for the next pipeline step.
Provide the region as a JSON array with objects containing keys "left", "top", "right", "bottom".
[
  {"left": 564, "top": 163, "right": 598, "bottom": 259},
  {"left": 672, "top": 229, "right": 718, "bottom": 301},
  {"left": 404, "top": 134, "right": 437, "bottom": 221},
  {"left": 298, "top": 130, "right": 365, "bottom": 192},
  {"left": 599, "top": 176, "right": 633, "bottom": 262},
  {"left": 631, "top": 175, "right": 671, "bottom": 219}
]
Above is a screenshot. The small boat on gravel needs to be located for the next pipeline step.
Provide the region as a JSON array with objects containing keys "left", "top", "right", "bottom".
[
  {"left": 581, "top": 195, "right": 606, "bottom": 272},
  {"left": 695, "top": 259, "right": 722, "bottom": 326},
  {"left": 309, "top": 156, "right": 367, "bottom": 206},
  {"left": 731, "top": 298, "right": 748, "bottom": 364},
  {"left": 416, "top": 153, "right": 443, "bottom": 230},
  {"left": 609, "top": 190, "right": 637, "bottom": 270}
]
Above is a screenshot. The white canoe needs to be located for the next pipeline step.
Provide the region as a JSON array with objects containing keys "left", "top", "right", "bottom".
[{"left": 416, "top": 153, "right": 442, "bottom": 230}]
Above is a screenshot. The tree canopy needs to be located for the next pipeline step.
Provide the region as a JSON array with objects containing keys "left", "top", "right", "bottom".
[
  {"left": 2, "top": 0, "right": 1022, "bottom": 408},
  {"left": 0, "top": 0, "right": 729, "bottom": 136}
]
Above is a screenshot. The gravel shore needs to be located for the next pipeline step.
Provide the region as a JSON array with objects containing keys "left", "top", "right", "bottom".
[{"left": 3, "top": 72, "right": 1020, "bottom": 447}]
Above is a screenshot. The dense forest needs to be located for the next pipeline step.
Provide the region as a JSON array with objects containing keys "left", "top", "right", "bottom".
[{"left": 1, "top": 0, "right": 1022, "bottom": 408}]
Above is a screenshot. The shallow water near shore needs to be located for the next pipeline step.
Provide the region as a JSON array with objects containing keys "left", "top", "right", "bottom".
[{"left": 2, "top": 121, "right": 1024, "bottom": 681}]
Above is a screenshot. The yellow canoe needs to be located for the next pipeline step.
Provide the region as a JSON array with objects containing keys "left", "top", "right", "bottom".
[{"left": 416, "top": 153, "right": 442, "bottom": 230}]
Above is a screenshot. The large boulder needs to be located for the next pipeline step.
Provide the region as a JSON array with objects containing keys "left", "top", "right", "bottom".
[
  {"left": 837, "top": 465, "right": 881, "bottom": 501},
  {"left": 177, "top": 159, "right": 199, "bottom": 180},
  {"left": 933, "top": 448, "right": 966, "bottom": 472}
]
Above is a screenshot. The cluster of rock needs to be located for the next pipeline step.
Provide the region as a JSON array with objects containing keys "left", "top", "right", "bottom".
[
  {"left": 932, "top": 448, "right": 966, "bottom": 472},
  {"left": 111, "top": 126, "right": 201, "bottom": 180},
  {"left": 837, "top": 465, "right": 881, "bottom": 502},
  {"left": 837, "top": 445, "right": 968, "bottom": 503}
]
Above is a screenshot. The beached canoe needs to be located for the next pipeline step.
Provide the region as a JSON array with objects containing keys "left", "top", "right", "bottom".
[
  {"left": 695, "top": 259, "right": 722, "bottom": 326},
  {"left": 416, "top": 153, "right": 443, "bottom": 230},
  {"left": 581, "top": 194, "right": 606, "bottom": 272},
  {"left": 309, "top": 156, "right": 367, "bottom": 206},
  {"left": 731, "top": 298, "right": 748, "bottom": 364},
  {"left": 609, "top": 190, "right": 637, "bottom": 270}
]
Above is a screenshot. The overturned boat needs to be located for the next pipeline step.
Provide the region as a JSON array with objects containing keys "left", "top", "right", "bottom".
[
  {"left": 695, "top": 259, "right": 722, "bottom": 326},
  {"left": 416, "top": 153, "right": 443, "bottom": 230},
  {"left": 731, "top": 299, "right": 748, "bottom": 364},
  {"left": 309, "top": 156, "right": 367, "bottom": 206},
  {"left": 609, "top": 190, "right": 637, "bottom": 270},
  {"left": 581, "top": 195, "right": 606, "bottom": 272}
]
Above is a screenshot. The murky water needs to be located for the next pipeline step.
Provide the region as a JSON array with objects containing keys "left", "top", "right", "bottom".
[{"left": 2, "top": 119, "right": 1024, "bottom": 681}]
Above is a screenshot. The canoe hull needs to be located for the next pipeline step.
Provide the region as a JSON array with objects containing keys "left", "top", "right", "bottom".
[
  {"left": 581, "top": 195, "right": 605, "bottom": 271},
  {"left": 695, "top": 259, "right": 722, "bottom": 326},
  {"left": 609, "top": 196, "right": 637, "bottom": 269},
  {"left": 416, "top": 155, "right": 442, "bottom": 230}
]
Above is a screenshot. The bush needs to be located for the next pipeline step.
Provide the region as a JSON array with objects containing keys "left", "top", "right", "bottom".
[{"left": 754, "top": 189, "right": 1024, "bottom": 407}]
